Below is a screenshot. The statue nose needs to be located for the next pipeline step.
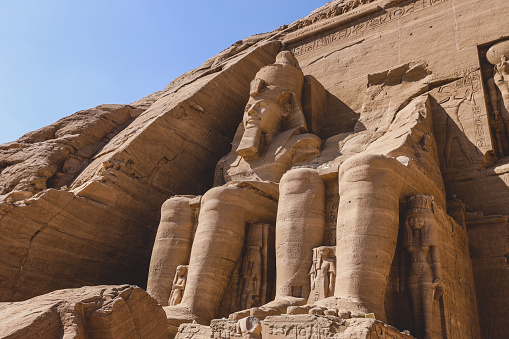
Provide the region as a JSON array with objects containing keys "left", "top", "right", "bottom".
[{"left": 247, "top": 105, "right": 259, "bottom": 116}]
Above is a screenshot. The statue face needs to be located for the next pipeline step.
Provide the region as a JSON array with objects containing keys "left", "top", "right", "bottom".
[
  {"left": 318, "top": 247, "right": 329, "bottom": 257},
  {"left": 243, "top": 96, "right": 286, "bottom": 137},
  {"left": 237, "top": 87, "right": 292, "bottom": 158},
  {"left": 407, "top": 215, "right": 427, "bottom": 230}
]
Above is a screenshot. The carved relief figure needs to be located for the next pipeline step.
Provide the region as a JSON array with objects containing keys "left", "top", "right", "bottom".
[
  {"left": 487, "top": 40, "right": 509, "bottom": 155},
  {"left": 169, "top": 265, "right": 188, "bottom": 306},
  {"left": 308, "top": 247, "right": 336, "bottom": 303},
  {"left": 237, "top": 245, "right": 262, "bottom": 310},
  {"left": 438, "top": 87, "right": 474, "bottom": 167},
  {"left": 401, "top": 195, "right": 444, "bottom": 339}
]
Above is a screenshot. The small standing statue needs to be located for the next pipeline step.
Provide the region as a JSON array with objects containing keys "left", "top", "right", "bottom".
[
  {"left": 168, "top": 265, "right": 188, "bottom": 306},
  {"left": 237, "top": 245, "right": 262, "bottom": 310},
  {"left": 308, "top": 246, "right": 336, "bottom": 303},
  {"left": 401, "top": 195, "right": 444, "bottom": 339},
  {"left": 487, "top": 40, "right": 509, "bottom": 155}
]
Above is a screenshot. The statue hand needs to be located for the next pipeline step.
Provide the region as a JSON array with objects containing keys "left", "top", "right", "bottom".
[
  {"left": 433, "top": 279, "right": 444, "bottom": 300},
  {"left": 399, "top": 282, "right": 406, "bottom": 292}
]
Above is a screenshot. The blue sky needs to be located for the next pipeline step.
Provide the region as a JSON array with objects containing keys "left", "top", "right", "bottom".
[{"left": 0, "top": 1, "right": 330, "bottom": 144}]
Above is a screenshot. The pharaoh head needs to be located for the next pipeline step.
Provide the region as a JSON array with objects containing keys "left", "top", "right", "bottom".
[
  {"left": 406, "top": 195, "right": 434, "bottom": 229},
  {"left": 236, "top": 51, "right": 305, "bottom": 159},
  {"left": 175, "top": 265, "right": 187, "bottom": 276},
  {"left": 404, "top": 195, "right": 436, "bottom": 247},
  {"left": 318, "top": 247, "right": 330, "bottom": 258}
]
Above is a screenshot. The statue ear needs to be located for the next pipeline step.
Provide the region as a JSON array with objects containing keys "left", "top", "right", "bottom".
[
  {"left": 250, "top": 78, "right": 265, "bottom": 97},
  {"left": 279, "top": 91, "right": 293, "bottom": 117}
]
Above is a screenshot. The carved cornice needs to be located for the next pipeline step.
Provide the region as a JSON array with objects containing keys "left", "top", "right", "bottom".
[{"left": 282, "top": 0, "right": 417, "bottom": 46}]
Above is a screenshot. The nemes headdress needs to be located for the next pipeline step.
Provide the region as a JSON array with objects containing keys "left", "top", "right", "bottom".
[
  {"left": 250, "top": 51, "right": 304, "bottom": 102},
  {"left": 249, "top": 51, "right": 307, "bottom": 132}
]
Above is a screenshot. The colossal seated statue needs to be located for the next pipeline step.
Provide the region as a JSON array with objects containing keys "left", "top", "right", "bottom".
[
  {"left": 147, "top": 50, "right": 447, "bottom": 331},
  {"left": 148, "top": 51, "right": 323, "bottom": 326}
]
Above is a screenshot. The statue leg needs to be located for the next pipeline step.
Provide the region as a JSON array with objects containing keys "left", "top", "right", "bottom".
[
  {"left": 334, "top": 154, "right": 404, "bottom": 322},
  {"left": 422, "top": 279, "right": 435, "bottom": 339},
  {"left": 248, "top": 168, "right": 325, "bottom": 318},
  {"left": 166, "top": 186, "right": 277, "bottom": 325},
  {"left": 408, "top": 277, "right": 424, "bottom": 337},
  {"left": 147, "top": 196, "right": 197, "bottom": 306},
  {"left": 275, "top": 167, "right": 325, "bottom": 299}
]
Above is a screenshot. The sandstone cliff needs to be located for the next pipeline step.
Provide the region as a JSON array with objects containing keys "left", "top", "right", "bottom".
[{"left": 1, "top": 0, "right": 509, "bottom": 338}]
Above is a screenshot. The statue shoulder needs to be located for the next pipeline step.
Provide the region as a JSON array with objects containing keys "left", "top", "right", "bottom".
[
  {"left": 288, "top": 133, "right": 322, "bottom": 148},
  {"left": 288, "top": 133, "right": 322, "bottom": 165}
]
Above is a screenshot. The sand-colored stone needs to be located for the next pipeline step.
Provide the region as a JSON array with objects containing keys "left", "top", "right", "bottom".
[
  {"left": 176, "top": 315, "right": 414, "bottom": 339},
  {"left": 0, "top": 41, "right": 280, "bottom": 302},
  {"left": 2, "top": 0, "right": 509, "bottom": 337},
  {"left": 0, "top": 285, "right": 167, "bottom": 338}
]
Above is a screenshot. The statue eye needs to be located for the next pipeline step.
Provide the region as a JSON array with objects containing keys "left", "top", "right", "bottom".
[{"left": 259, "top": 102, "right": 269, "bottom": 108}]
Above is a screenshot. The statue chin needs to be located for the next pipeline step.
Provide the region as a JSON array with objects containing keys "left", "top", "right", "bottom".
[{"left": 237, "top": 125, "right": 263, "bottom": 159}]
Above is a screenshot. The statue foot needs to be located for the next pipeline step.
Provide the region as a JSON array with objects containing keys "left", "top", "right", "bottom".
[
  {"left": 163, "top": 305, "right": 200, "bottom": 327},
  {"left": 286, "top": 304, "right": 351, "bottom": 318},
  {"left": 229, "top": 296, "right": 306, "bottom": 320},
  {"left": 307, "top": 296, "right": 371, "bottom": 319}
]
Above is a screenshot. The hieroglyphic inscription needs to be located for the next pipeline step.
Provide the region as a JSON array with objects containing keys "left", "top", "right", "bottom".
[
  {"left": 211, "top": 320, "right": 239, "bottom": 339},
  {"left": 265, "top": 321, "right": 345, "bottom": 338},
  {"left": 291, "top": 0, "right": 449, "bottom": 57},
  {"left": 263, "top": 316, "right": 410, "bottom": 338},
  {"left": 453, "top": 67, "right": 482, "bottom": 90},
  {"left": 473, "top": 106, "right": 486, "bottom": 148},
  {"left": 324, "top": 181, "right": 339, "bottom": 246},
  {"left": 452, "top": 68, "right": 487, "bottom": 149},
  {"left": 288, "top": 0, "right": 378, "bottom": 33}
]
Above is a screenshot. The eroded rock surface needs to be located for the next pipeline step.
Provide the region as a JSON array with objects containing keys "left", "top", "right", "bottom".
[
  {"left": 0, "top": 104, "right": 143, "bottom": 200},
  {"left": 0, "top": 285, "right": 167, "bottom": 339},
  {"left": 0, "top": 41, "right": 280, "bottom": 302},
  {"left": 1, "top": 0, "right": 509, "bottom": 338}
]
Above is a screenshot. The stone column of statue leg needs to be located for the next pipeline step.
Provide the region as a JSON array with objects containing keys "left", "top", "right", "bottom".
[
  {"left": 147, "top": 196, "right": 196, "bottom": 306},
  {"left": 249, "top": 168, "right": 325, "bottom": 319},
  {"left": 176, "top": 186, "right": 277, "bottom": 324},
  {"left": 335, "top": 154, "right": 404, "bottom": 322},
  {"left": 275, "top": 167, "right": 326, "bottom": 299}
]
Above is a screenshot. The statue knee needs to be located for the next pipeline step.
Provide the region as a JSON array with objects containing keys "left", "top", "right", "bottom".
[
  {"left": 202, "top": 186, "right": 243, "bottom": 205},
  {"left": 281, "top": 167, "right": 319, "bottom": 181},
  {"left": 339, "top": 154, "right": 404, "bottom": 186},
  {"left": 160, "top": 196, "right": 195, "bottom": 217},
  {"left": 280, "top": 167, "right": 323, "bottom": 194}
]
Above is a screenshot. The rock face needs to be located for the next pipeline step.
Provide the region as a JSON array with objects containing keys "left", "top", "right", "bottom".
[
  {"left": 0, "top": 104, "right": 143, "bottom": 199},
  {"left": 1, "top": 0, "right": 509, "bottom": 338},
  {"left": 0, "top": 285, "right": 167, "bottom": 338},
  {"left": 0, "top": 41, "right": 280, "bottom": 301}
]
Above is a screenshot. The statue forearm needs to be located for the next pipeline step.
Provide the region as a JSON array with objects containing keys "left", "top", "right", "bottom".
[
  {"left": 430, "top": 246, "right": 442, "bottom": 281},
  {"left": 488, "top": 79, "right": 500, "bottom": 115}
]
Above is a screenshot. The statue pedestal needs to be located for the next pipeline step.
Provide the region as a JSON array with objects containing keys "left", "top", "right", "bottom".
[{"left": 175, "top": 315, "right": 414, "bottom": 339}]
